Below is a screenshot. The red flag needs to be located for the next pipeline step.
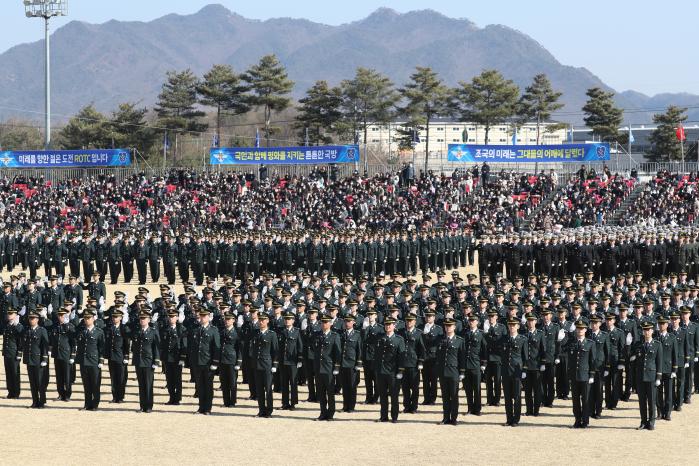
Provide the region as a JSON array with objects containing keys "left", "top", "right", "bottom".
[{"left": 676, "top": 124, "right": 686, "bottom": 141}]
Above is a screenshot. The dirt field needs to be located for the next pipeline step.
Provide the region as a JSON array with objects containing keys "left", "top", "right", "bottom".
[{"left": 2, "top": 264, "right": 699, "bottom": 465}]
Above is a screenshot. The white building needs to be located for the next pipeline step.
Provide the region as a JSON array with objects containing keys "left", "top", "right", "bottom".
[{"left": 364, "top": 120, "right": 568, "bottom": 155}]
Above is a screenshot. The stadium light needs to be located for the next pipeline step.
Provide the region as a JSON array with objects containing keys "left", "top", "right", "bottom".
[{"left": 23, "top": 0, "right": 67, "bottom": 150}]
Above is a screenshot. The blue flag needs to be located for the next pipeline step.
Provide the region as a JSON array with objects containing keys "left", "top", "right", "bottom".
[
  {"left": 255, "top": 128, "right": 260, "bottom": 148},
  {"left": 163, "top": 132, "right": 169, "bottom": 149},
  {"left": 511, "top": 126, "right": 518, "bottom": 145},
  {"left": 628, "top": 126, "right": 635, "bottom": 144},
  {"left": 412, "top": 128, "right": 421, "bottom": 145},
  {"left": 568, "top": 126, "right": 574, "bottom": 143}
]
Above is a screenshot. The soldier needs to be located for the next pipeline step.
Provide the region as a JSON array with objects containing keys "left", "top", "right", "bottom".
[
  {"left": 107, "top": 235, "right": 122, "bottom": 284},
  {"left": 669, "top": 310, "right": 689, "bottom": 412},
  {"left": 279, "top": 311, "right": 303, "bottom": 410},
  {"left": 313, "top": 314, "right": 341, "bottom": 421},
  {"left": 523, "top": 312, "right": 545, "bottom": 417},
  {"left": 131, "top": 310, "right": 161, "bottom": 413},
  {"left": 587, "top": 315, "right": 609, "bottom": 419},
  {"left": 680, "top": 306, "right": 698, "bottom": 403},
  {"left": 50, "top": 308, "right": 76, "bottom": 401},
  {"left": 160, "top": 308, "right": 187, "bottom": 405},
  {"left": 251, "top": 312, "right": 278, "bottom": 418},
  {"left": 631, "top": 321, "right": 662, "bottom": 430},
  {"left": 484, "top": 309, "right": 506, "bottom": 406},
  {"left": 656, "top": 315, "right": 678, "bottom": 421},
  {"left": 218, "top": 309, "right": 242, "bottom": 407},
  {"left": 434, "top": 317, "right": 465, "bottom": 425},
  {"left": 23, "top": 310, "right": 49, "bottom": 408},
  {"left": 340, "top": 314, "right": 362, "bottom": 413},
  {"left": 461, "top": 314, "right": 486, "bottom": 416},
  {"left": 604, "top": 313, "right": 627, "bottom": 410},
  {"left": 75, "top": 308, "right": 106, "bottom": 411},
  {"left": 134, "top": 235, "right": 149, "bottom": 285},
  {"left": 190, "top": 308, "right": 221, "bottom": 415},
  {"left": 104, "top": 308, "right": 130, "bottom": 404},
  {"left": 539, "top": 309, "right": 564, "bottom": 407},
  {"left": 301, "top": 307, "right": 320, "bottom": 402},
  {"left": 361, "top": 308, "right": 383, "bottom": 404},
  {"left": 374, "top": 316, "right": 406, "bottom": 423},
  {"left": 500, "top": 317, "right": 528, "bottom": 427},
  {"left": 420, "top": 309, "right": 442, "bottom": 405},
  {"left": 565, "top": 320, "right": 596, "bottom": 428},
  {"left": 399, "top": 312, "right": 425, "bottom": 414},
  {"left": 3, "top": 309, "right": 23, "bottom": 398}
]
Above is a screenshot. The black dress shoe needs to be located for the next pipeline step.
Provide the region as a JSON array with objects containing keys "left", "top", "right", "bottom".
[
  {"left": 510, "top": 422, "right": 519, "bottom": 427},
  {"left": 449, "top": 420, "right": 458, "bottom": 426},
  {"left": 136, "top": 409, "right": 144, "bottom": 413},
  {"left": 437, "top": 420, "right": 448, "bottom": 425},
  {"left": 390, "top": 419, "right": 398, "bottom": 424},
  {"left": 637, "top": 423, "right": 647, "bottom": 430},
  {"left": 144, "top": 409, "right": 152, "bottom": 413},
  {"left": 315, "top": 416, "right": 326, "bottom": 421},
  {"left": 646, "top": 424, "right": 655, "bottom": 430}
]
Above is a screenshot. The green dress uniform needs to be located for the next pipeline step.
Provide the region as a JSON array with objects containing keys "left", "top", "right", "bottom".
[
  {"left": 374, "top": 331, "right": 406, "bottom": 422},
  {"left": 632, "top": 338, "right": 663, "bottom": 429},
  {"left": 484, "top": 320, "right": 506, "bottom": 406},
  {"left": 420, "top": 321, "right": 443, "bottom": 405},
  {"left": 340, "top": 327, "right": 362, "bottom": 412},
  {"left": 160, "top": 322, "right": 188, "bottom": 405},
  {"left": 500, "top": 333, "right": 528, "bottom": 426},
  {"left": 278, "top": 326, "right": 303, "bottom": 409},
  {"left": 461, "top": 326, "right": 487, "bottom": 415},
  {"left": 75, "top": 325, "right": 106, "bottom": 411},
  {"left": 604, "top": 326, "right": 627, "bottom": 409},
  {"left": 398, "top": 325, "right": 425, "bottom": 413},
  {"left": 538, "top": 320, "right": 561, "bottom": 407},
  {"left": 313, "top": 329, "right": 342, "bottom": 420},
  {"left": 2, "top": 318, "right": 23, "bottom": 398},
  {"left": 361, "top": 321, "right": 383, "bottom": 404},
  {"left": 22, "top": 324, "right": 49, "bottom": 408},
  {"left": 680, "top": 318, "right": 698, "bottom": 402},
  {"left": 670, "top": 324, "right": 690, "bottom": 411},
  {"left": 131, "top": 326, "right": 161, "bottom": 412},
  {"left": 105, "top": 322, "right": 131, "bottom": 403},
  {"left": 523, "top": 328, "right": 545, "bottom": 416},
  {"left": 251, "top": 328, "right": 279, "bottom": 417},
  {"left": 565, "top": 337, "right": 596, "bottom": 428},
  {"left": 588, "top": 329, "right": 609, "bottom": 418},
  {"left": 436, "top": 333, "right": 466, "bottom": 424},
  {"left": 219, "top": 325, "right": 243, "bottom": 407},
  {"left": 656, "top": 331, "right": 678, "bottom": 420},
  {"left": 189, "top": 323, "right": 221, "bottom": 414},
  {"left": 49, "top": 321, "right": 76, "bottom": 401}
]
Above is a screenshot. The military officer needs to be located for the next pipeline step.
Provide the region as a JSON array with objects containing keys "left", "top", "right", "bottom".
[
  {"left": 251, "top": 312, "right": 278, "bottom": 418},
  {"left": 565, "top": 320, "right": 596, "bottom": 428},
  {"left": 160, "top": 308, "right": 187, "bottom": 405},
  {"left": 435, "top": 317, "right": 466, "bottom": 425},
  {"left": 189, "top": 308, "right": 221, "bottom": 415},
  {"left": 500, "top": 317, "right": 528, "bottom": 426},
  {"left": 484, "top": 309, "right": 506, "bottom": 406},
  {"left": 49, "top": 308, "right": 76, "bottom": 401},
  {"left": 604, "top": 313, "right": 627, "bottom": 410},
  {"left": 374, "top": 316, "right": 406, "bottom": 423},
  {"left": 340, "top": 314, "right": 362, "bottom": 413},
  {"left": 631, "top": 321, "right": 662, "bottom": 430},
  {"left": 361, "top": 308, "right": 383, "bottom": 404},
  {"left": 23, "top": 310, "right": 49, "bottom": 408},
  {"left": 656, "top": 315, "right": 678, "bottom": 420},
  {"left": 131, "top": 310, "right": 161, "bottom": 413},
  {"left": 462, "top": 314, "right": 486, "bottom": 416},
  {"left": 3, "top": 308, "right": 23, "bottom": 398},
  {"left": 398, "top": 313, "right": 425, "bottom": 414},
  {"left": 587, "top": 315, "right": 609, "bottom": 419},
  {"left": 420, "top": 309, "right": 443, "bottom": 406},
  {"left": 75, "top": 307, "right": 106, "bottom": 411},
  {"left": 523, "top": 312, "right": 545, "bottom": 417},
  {"left": 313, "top": 314, "right": 341, "bottom": 421},
  {"left": 105, "top": 308, "right": 130, "bottom": 404},
  {"left": 279, "top": 311, "right": 303, "bottom": 410},
  {"left": 219, "top": 309, "right": 242, "bottom": 408}
]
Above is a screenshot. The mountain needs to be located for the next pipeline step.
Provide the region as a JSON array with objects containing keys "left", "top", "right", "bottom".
[{"left": 0, "top": 4, "right": 697, "bottom": 124}]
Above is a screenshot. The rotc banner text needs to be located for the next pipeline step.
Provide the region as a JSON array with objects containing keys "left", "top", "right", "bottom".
[
  {"left": 447, "top": 143, "right": 610, "bottom": 163},
  {"left": 210, "top": 145, "right": 360, "bottom": 165},
  {"left": 0, "top": 149, "right": 132, "bottom": 168}
]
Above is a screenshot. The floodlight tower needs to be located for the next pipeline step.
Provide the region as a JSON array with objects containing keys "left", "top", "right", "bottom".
[{"left": 24, "top": 0, "right": 67, "bottom": 150}]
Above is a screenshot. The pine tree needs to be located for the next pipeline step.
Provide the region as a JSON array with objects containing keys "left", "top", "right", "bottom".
[
  {"left": 649, "top": 105, "right": 688, "bottom": 161},
  {"left": 296, "top": 80, "right": 343, "bottom": 145},
  {"left": 108, "top": 103, "right": 158, "bottom": 155},
  {"left": 517, "top": 74, "right": 563, "bottom": 144},
  {"left": 59, "top": 105, "right": 110, "bottom": 149},
  {"left": 582, "top": 87, "right": 623, "bottom": 142},
  {"left": 197, "top": 64, "right": 249, "bottom": 147}
]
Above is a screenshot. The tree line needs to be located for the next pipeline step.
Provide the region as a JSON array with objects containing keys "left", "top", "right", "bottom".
[{"left": 0, "top": 54, "right": 691, "bottom": 164}]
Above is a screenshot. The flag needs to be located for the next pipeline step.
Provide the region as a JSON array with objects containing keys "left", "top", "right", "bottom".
[
  {"left": 412, "top": 128, "right": 421, "bottom": 145},
  {"left": 211, "top": 134, "right": 219, "bottom": 148},
  {"left": 628, "top": 126, "right": 635, "bottom": 144},
  {"left": 255, "top": 128, "right": 260, "bottom": 148},
  {"left": 163, "top": 132, "right": 169, "bottom": 149},
  {"left": 568, "top": 125, "right": 574, "bottom": 143},
  {"left": 676, "top": 124, "right": 686, "bottom": 141},
  {"left": 511, "top": 126, "right": 517, "bottom": 145}
]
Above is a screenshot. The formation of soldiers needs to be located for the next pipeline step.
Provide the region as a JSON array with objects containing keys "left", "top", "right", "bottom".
[{"left": 3, "top": 257, "right": 699, "bottom": 429}]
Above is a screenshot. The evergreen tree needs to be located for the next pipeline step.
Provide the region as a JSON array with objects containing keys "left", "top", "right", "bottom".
[
  {"left": 452, "top": 70, "right": 519, "bottom": 145},
  {"left": 197, "top": 64, "right": 249, "bottom": 147},
  {"left": 517, "top": 74, "right": 564, "bottom": 144},
  {"left": 58, "top": 105, "right": 110, "bottom": 149},
  {"left": 108, "top": 103, "right": 158, "bottom": 155},
  {"left": 295, "top": 80, "right": 343, "bottom": 145},
  {"left": 649, "top": 105, "right": 688, "bottom": 161},
  {"left": 582, "top": 87, "right": 623, "bottom": 142},
  {"left": 243, "top": 55, "right": 294, "bottom": 147}
]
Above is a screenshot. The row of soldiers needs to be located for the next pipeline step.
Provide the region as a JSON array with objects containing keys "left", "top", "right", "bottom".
[{"left": 3, "top": 268, "right": 699, "bottom": 428}]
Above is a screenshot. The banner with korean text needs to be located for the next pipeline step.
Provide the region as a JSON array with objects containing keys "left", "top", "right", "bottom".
[
  {"left": 447, "top": 143, "right": 610, "bottom": 163},
  {"left": 210, "top": 145, "right": 360, "bottom": 165},
  {"left": 0, "top": 149, "right": 132, "bottom": 168}
]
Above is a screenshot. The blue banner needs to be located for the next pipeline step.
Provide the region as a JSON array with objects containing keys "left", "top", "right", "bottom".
[
  {"left": 210, "top": 145, "right": 360, "bottom": 165},
  {"left": 0, "top": 149, "right": 132, "bottom": 168},
  {"left": 447, "top": 143, "right": 610, "bottom": 163}
]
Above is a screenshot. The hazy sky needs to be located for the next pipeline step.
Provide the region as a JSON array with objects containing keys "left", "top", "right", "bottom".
[{"left": 2, "top": 0, "right": 695, "bottom": 95}]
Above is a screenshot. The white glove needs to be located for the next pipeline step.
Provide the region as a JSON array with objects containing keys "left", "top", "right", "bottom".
[
  {"left": 210, "top": 365, "right": 217, "bottom": 371},
  {"left": 617, "top": 364, "right": 624, "bottom": 370},
  {"left": 234, "top": 365, "right": 240, "bottom": 370},
  {"left": 630, "top": 355, "right": 636, "bottom": 362},
  {"left": 332, "top": 369, "right": 339, "bottom": 376},
  {"left": 588, "top": 377, "right": 594, "bottom": 384},
  {"left": 151, "top": 364, "right": 158, "bottom": 370},
  {"left": 271, "top": 367, "right": 277, "bottom": 373},
  {"left": 604, "top": 370, "right": 609, "bottom": 377},
  {"left": 16, "top": 355, "right": 21, "bottom": 361},
  {"left": 655, "top": 380, "right": 661, "bottom": 387},
  {"left": 40, "top": 362, "right": 47, "bottom": 367},
  {"left": 297, "top": 362, "right": 303, "bottom": 368},
  {"left": 671, "top": 372, "right": 677, "bottom": 379},
  {"left": 47, "top": 304, "right": 53, "bottom": 314},
  {"left": 459, "top": 374, "right": 465, "bottom": 380},
  {"left": 179, "top": 361, "right": 185, "bottom": 367},
  {"left": 123, "top": 359, "right": 128, "bottom": 365},
  {"left": 483, "top": 321, "right": 490, "bottom": 332},
  {"left": 694, "top": 357, "right": 698, "bottom": 362},
  {"left": 362, "top": 317, "right": 370, "bottom": 329},
  {"left": 69, "top": 358, "right": 74, "bottom": 364},
  {"left": 418, "top": 364, "right": 424, "bottom": 370},
  {"left": 521, "top": 372, "right": 527, "bottom": 380},
  {"left": 480, "top": 366, "right": 486, "bottom": 372},
  {"left": 625, "top": 333, "right": 632, "bottom": 346},
  {"left": 301, "top": 319, "right": 308, "bottom": 331},
  {"left": 557, "top": 329, "right": 565, "bottom": 341},
  {"left": 237, "top": 315, "right": 245, "bottom": 328},
  {"left": 685, "top": 363, "right": 690, "bottom": 368},
  {"left": 539, "top": 364, "right": 546, "bottom": 371},
  {"left": 97, "top": 364, "right": 103, "bottom": 369},
  {"left": 19, "top": 306, "right": 26, "bottom": 316},
  {"left": 48, "top": 351, "right": 52, "bottom": 357}
]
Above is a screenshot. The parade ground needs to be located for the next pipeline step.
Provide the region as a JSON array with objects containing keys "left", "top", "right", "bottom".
[{"left": 2, "top": 263, "right": 699, "bottom": 465}]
